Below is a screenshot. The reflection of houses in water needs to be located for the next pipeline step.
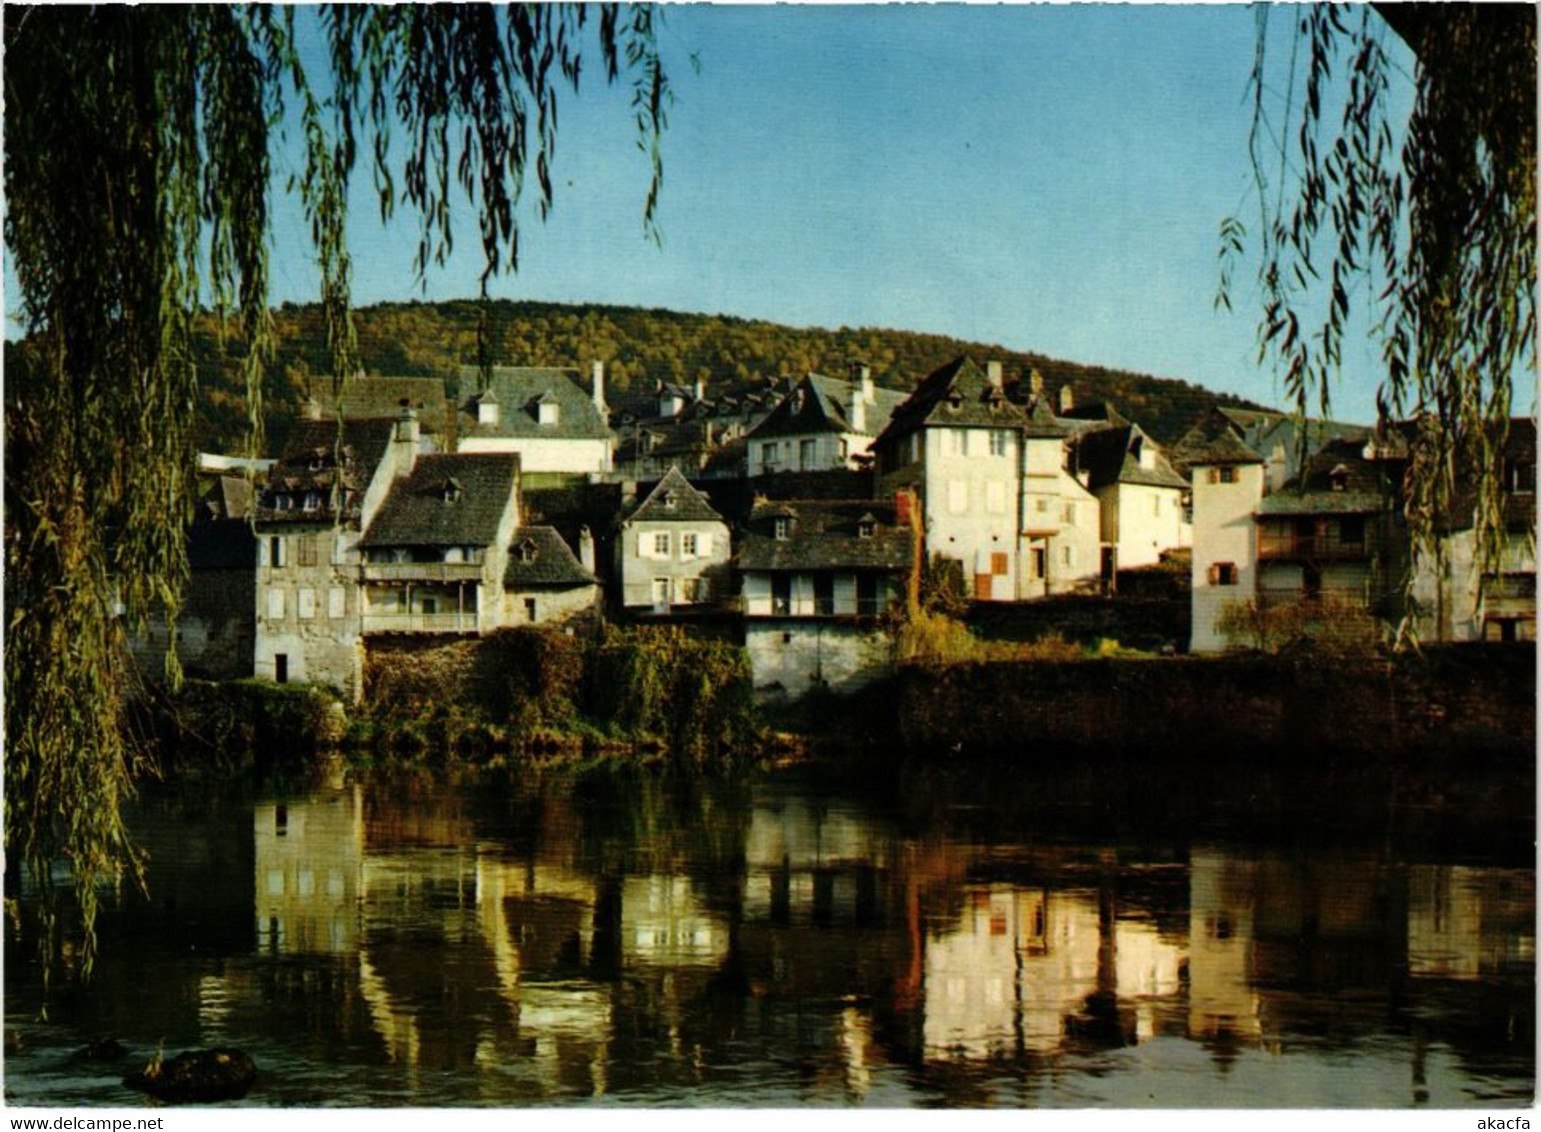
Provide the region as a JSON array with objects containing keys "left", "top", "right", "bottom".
[
  {"left": 922, "top": 882, "right": 1184, "bottom": 1060},
  {"left": 1407, "top": 865, "right": 1536, "bottom": 980},
  {"left": 1187, "top": 848, "right": 1263, "bottom": 1048},
  {"left": 253, "top": 790, "right": 364, "bottom": 954},
  {"left": 623, "top": 875, "right": 727, "bottom": 968}
]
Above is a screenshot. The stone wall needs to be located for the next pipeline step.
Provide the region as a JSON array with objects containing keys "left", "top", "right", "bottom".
[
  {"left": 746, "top": 621, "right": 895, "bottom": 701},
  {"left": 129, "top": 567, "right": 256, "bottom": 681},
  {"left": 885, "top": 645, "right": 1535, "bottom": 763}
]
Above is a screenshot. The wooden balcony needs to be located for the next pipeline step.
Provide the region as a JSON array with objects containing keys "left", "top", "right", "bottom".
[
  {"left": 1256, "top": 534, "right": 1370, "bottom": 563},
  {"left": 361, "top": 611, "right": 481, "bottom": 634},
  {"left": 360, "top": 561, "right": 485, "bottom": 583}
]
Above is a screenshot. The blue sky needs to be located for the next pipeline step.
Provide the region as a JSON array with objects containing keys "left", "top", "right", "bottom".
[{"left": 11, "top": 4, "right": 1428, "bottom": 424}]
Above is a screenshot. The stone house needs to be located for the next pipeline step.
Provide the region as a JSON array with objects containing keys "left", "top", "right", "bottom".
[
  {"left": 502, "top": 525, "right": 601, "bottom": 626},
  {"left": 615, "top": 466, "right": 732, "bottom": 613},
  {"left": 129, "top": 516, "right": 258, "bottom": 681},
  {"left": 357, "top": 452, "right": 523, "bottom": 635},
  {"left": 1181, "top": 413, "right": 1269, "bottom": 653},
  {"left": 874, "top": 356, "right": 1026, "bottom": 601},
  {"left": 745, "top": 366, "right": 907, "bottom": 476},
  {"left": 454, "top": 363, "right": 613, "bottom": 475},
  {"left": 253, "top": 413, "right": 413, "bottom": 693},
  {"left": 737, "top": 495, "right": 918, "bottom": 699}
]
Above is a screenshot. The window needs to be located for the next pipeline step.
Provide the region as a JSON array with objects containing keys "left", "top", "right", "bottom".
[
  {"left": 1062, "top": 502, "right": 1075, "bottom": 524},
  {"left": 297, "top": 588, "right": 316, "bottom": 620},
  {"left": 266, "top": 588, "right": 285, "bottom": 620},
  {"left": 858, "top": 519, "right": 876, "bottom": 539},
  {"left": 1035, "top": 497, "right": 1050, "bottom": 514},
  {"left": 1508, "top": 460, "right": 1535, "bottom": 494},
  {"left": 269, "top": 536, "right": 286, "bottom": 568},
  {"left": 771, "top": 575, "right": 792, "bottom": 615},
  {"left": 990, "top": 430, "right": 1008, "bottom": 457},
  {"left": 304, "top": 491, "right": 321, "bottom": 511},
  {"left": 991, "top": 552, "right": 1008, "bottom": 576},
  {"left": 948, "top": 481, "right": 968, "bottom": 514},
  {"left": 856, "top": 574, "right": 880, "bottom": 616},
  {"left": 1031, "top": 547, "right": 1046, "bottom": 579},
  {"left": 662, "top": 490, "right": 678, "bottom": 509},
  {"left": 652, "top": 532, "right": 671, "bottom": 558},
  {"left": 1208, "top": 466, "right": 1238, "bottom": 485},
  {"left": 1209, "top": 562, "right": 1238, "bottom": 586},
  {"left": 986, "top": 481, "right": 1006, "bottom": 514},
  {"left": 1153, "top": 494, "right": 1162, "bottom": 516},
  {"left": 681, "top": 532, "right": 699, "bottom": 558},
  {"left": 328, "top": 587, "right": 346, "bottom": 619},
  {"left": 1062, "top": 545, "right": 1077, "bottom": 568},
  {"left": 774, "top": 517, "right": 792, "bottom": 541},
  {"left": 813, "top": 573, "right": 835, "bottom": 615},
  {"left": 652, "top": 578, "right": 671, "bottom": 607},
  {"left": 274, "top": 494, "right": 293, "bottom": 512},
  {"left": 524, "top": 598, "right": 538, "bottom": 622},
  {"left": 297, "top": 535, "right": 318, "bottom": 567},
  {"left": 274, "top": 654, "right": 288, "bottom": 684},
  {"left": 761, "top": 442, "right": 779, "bottom": 471},
  {"left": 799, "top": 438, "right": 817, "bottom": 469}
]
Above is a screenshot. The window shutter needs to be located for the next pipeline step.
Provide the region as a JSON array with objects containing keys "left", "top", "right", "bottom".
[
  {"left": 699, "top": 531, "right": 713, "bottom": 556},
  {"left": 1207, "top": 563, "right": 1220, "bottom": 585}
]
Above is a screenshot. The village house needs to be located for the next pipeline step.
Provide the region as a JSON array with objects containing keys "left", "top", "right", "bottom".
[
  {"left": 614, "top": 466, "right": 732, "bottom": 614},
  {"left": 1017, "top": 391, "right": 1105, "bottom": 596},
  {"left": 253, "top": 413, "right": 412, "bottom": 694},
  {"left": 501, "top": 525, "right": 601, "bottom": 626},
  {"left": 453, "top": 363, "right": 614, "bottom": 475},
  {"left": 1185, "top": 411, "right": 1536, "bottom": 651},
  {"left": 874, "top": 357, "right": 1026, "bottom": 601},
  {"left": 737, "top": 494, "right": 918, "bottom": 699},
  {"left": 356, "top": 451, "right": 523, "bottom": 635},
  {"left": 611, "top": 376, "right": 786, "bottom": 481},
  {"left": 745, "top": 365, "right": 907, "bottom": 476},
  {"left": 305, "top": 374, "right": 457, "bottom": 450},
  {"left": 1067, "top": 421, "right": 1191, "bottom": 572}
]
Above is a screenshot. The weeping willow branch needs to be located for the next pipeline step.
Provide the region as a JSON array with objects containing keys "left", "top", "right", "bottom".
[
  {"left": 2, "top": 3, "right": 671, "bottom": 975},
  {"left": 1218, "top": 3, "right": 1535, "bottom": 583}
]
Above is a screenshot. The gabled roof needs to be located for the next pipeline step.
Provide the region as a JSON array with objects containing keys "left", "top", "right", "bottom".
[
  {"left": 257, "top": 417, "right": 397, "bottom": 526},
  {"left": 874, "top": 356, "right": 1026, "bottom": 447},
  {"left": 747, "top": 373, "right": 908, "bottom": 441},
  {"left": 360, "top": 453, "right": 519, "bottom": 547},
  {"left": 738, "top": 499, "right": 914, "bottom": 572},
  {"left": 1073, "top": 425, "right": 1189, "bottom": 491},
  {"left": 1256, "top": 436, "right": 1396, "bottom": 516},
  {"left": 1021, "top": 396, "right": 1073, "bottom": 439},
  {"left": 455, "top": 365, "right": 612, "bottom": 442},
  {"left": 624, "top": 466, "right": 725, "bottom": 524},
  {"left": 504, "top": 526, "right": 596, "bottom": 588},
  {"left": 1171, "top": 408, "right": 1266, "bottom": 468}
]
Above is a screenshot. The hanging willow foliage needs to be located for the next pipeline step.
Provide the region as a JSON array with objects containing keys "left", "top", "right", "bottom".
[
  {"left": 1219, "top": 4, "right": 1535, "bottom": 589},
  {"left": 3, "top": 4, "right": 669, "bottom": 973}
]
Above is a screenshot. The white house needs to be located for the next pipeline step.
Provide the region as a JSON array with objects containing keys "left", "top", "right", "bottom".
[
  {"left": 454, "top": 363, "right": 614, "bottom": 475},
  {"left": 874, "top": 356, "right": 1025, "bottom": 601},
  {"left": 1068, "top": 423, "right": 1191, "bottom": 573},
  {"left": 746, "top": 366, "right": 907, "bottom": 476},
  {"left": 615, "top": 466, "right": 732, "bottom": 613}
]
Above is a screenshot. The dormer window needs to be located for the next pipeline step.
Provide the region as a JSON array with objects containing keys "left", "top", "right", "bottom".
[
  {"left": 946, "top": 392, "right": 963, "bottom": 412},
  {"left": 1329, "top": 464, "right": 1350, "bottom": 492},
  {"left": 663, "top": 490, "right": 678, "bottom": 510},
  {"left": 308, "top": 448, "right": 327, "bottom": 472},
  {"left": 774, "top": 517, "right": 792, "bottom": 541},
  {"left": 303, "top": 491, "right": 321, "bottom": 511},
  {"left": 275, "top": 493, "right": 294, "bottom": 512},
  {"left": 535, "top": 394, "right": 559, "bottom": 426},
  {"left": 515, "top": 539, "right": 539, "bottom": 564},
  {"left": 442, "top": 476, "right": 463, "bottom": 504},
  {"left": 857, "top": 514, "right": 877, "bottom": 539},
  {"left": 477, "top": 391, "right": 500, "bottom": 426}
]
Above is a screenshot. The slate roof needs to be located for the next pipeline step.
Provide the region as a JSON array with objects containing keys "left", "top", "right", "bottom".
[
  {"left": 874, "top": 356, "right": 1026, "bottom": 447},
  {"left": 455, "top": 365, "right": 612, "bottom": 442},
  {"left": 308, "top": 376, "right": 453, "bottom": 435},
  {"left": 1256, "top": 437, "right": 1395, "bottom": 516},
  {"left": 747, "top": 373, "right": 908, "bottom": 441},
  {"left": 257, "top": 417, "right": 397, "bottom": 527},
  {"left": 1021, "top": 396, "right": 1074, "bottom": 439},
  {"left": 623, "top": 466, "right": 724, "bottom": 524},
  {"left": 504, "top": 526, "right": 596, "bottom": 588},
  {"left": 360, "top": 453, "right": 520, "bottom": 548},
  {"left": 1072, "top": 425, "right": 1189, "bottom": 491},
  {"left": 201, "top": 475, "right": 256, "bottom": 521},
  {"left": 1171, "top": 408, "right": 1266, "bottom": 468},
  {"left": 738, "top": 499, "right": 915, "bottom": 572}
]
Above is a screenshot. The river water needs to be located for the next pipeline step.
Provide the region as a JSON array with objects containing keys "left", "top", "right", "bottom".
[{"left": 4, "top": 759, "right": 1533, "bottom": 1108}]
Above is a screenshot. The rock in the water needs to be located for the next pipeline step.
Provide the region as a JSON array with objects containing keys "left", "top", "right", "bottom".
[
  {"left": 70, "top": 1037, "right": 130, "bottom": 1065},
  {"left": 124, "top": 1049, "right": 256, "bottom": 1103}
]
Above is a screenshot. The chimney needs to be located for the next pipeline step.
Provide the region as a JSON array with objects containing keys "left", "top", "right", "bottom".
[
  {"left": 851, "top": 361, "right": 874, "bottom": 405},
  {"left": 1058, "top": 384, "right": 1075, "bottom": 414},
  {"left": 578, "top": 525, "right": 596, "bottom": 574},
  {"left": 1029, "top": 368, "right": 1044, "bottom": 398},
  {"left": 848, "top": 383, "right": 867, "bottom": 435},
  {"left": 894, "top": 487, "right": 916, "bottom": 529},
  {"left": 987, "top": 360, "right": 1004, "bottom": 389},
  {"left": 591, "top": 360, "right": 607, "bottom": 417},
  {"left": 694, "top": 377, "right": 706, "bottom": 405},
  {"left": 393, "top": 401, "right": 420, "bottom": 476}
]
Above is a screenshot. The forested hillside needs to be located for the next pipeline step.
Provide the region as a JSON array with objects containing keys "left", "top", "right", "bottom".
[{"left": 181, "top": 299, "right": 1264, "bottom": 453}]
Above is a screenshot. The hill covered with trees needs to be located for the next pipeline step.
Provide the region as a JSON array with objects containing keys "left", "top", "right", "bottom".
[{"left": 187, "top": 299, "right": 1267, "bottom": 454}]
